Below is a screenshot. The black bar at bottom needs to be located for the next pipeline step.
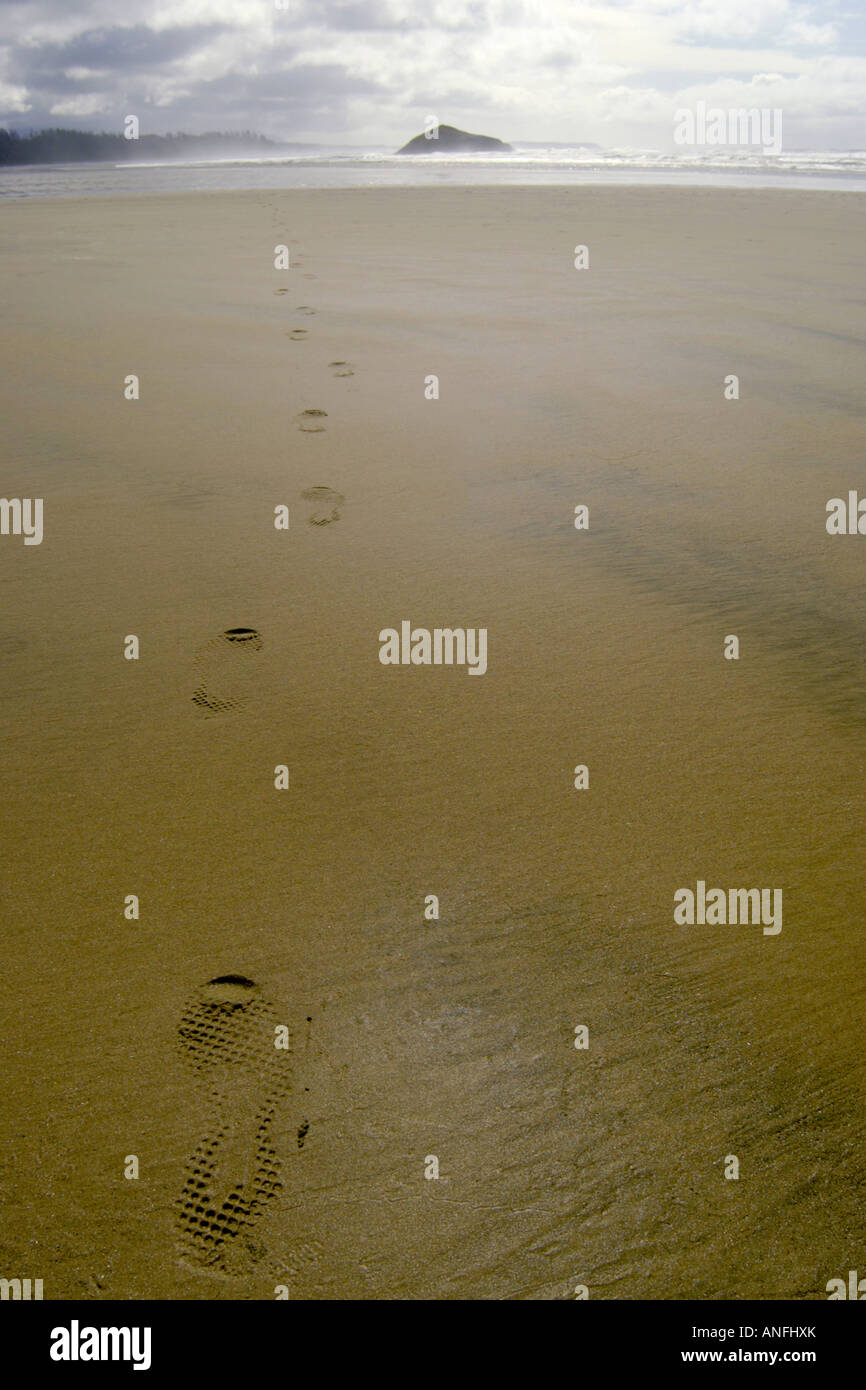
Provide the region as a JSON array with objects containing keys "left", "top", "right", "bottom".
[{"left": 3, "top": 1297, "right": 857, "bottom": 1375}]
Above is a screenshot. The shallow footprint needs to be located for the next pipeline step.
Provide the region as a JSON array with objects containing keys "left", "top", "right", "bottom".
[
  {"left": 295, "top": 305, "right": 316, "bottom": 315},
  {"left": 300, "top": 485, "right": 345, "bottom": 525},
  {"left": 273, "top": 287, "right": 289, "bottom": 295},
  {"left": 192, "top": 627, "right": 262, "bottom": 714},
  {"left": 176, "top": 976, "right": 292, "bottom": 1278},
  {"left": 328, "top": 361, "right": 355, "bottom": 377},
  {"left": 295, "top": 409, "right": 327, "bottom": 433},
  {"left": 286, "top": 328, "right": 308, "bottom": 341}
]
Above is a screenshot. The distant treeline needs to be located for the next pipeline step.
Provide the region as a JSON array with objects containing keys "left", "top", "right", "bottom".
[{"left": 0, "top": 128, "right": 277, "bottom": 165}]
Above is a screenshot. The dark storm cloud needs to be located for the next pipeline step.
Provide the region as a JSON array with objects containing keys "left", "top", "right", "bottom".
[
  {"left": 20, "top": 23, "right": 228, "bottom": 80},
  {"left": 0, "top": 8, "right": 391, "bottom": 133},
  {"left": 136, "top": 61, "right": 387, "bottom": 136}
]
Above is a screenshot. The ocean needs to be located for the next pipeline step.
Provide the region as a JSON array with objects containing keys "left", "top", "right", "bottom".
[{"left": 2, "top": 144, "right": 866, "bottom": 199}]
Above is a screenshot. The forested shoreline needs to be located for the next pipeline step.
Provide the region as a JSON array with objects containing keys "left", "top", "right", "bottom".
[{"left": 0, "top": 128, "right": 278, "bottom": 165}]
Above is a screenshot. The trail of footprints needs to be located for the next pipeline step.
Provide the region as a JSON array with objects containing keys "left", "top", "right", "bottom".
[
  {"left": 276, "top": 281, "right": 348, "bottom": 522},
  {"left": 178, "top": 245, "right": 352, "bottom": 1278}
]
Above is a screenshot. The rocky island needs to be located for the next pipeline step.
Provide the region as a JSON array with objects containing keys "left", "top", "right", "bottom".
[{"left": 397, "top": 123, "right": 513, "bottom": 154}]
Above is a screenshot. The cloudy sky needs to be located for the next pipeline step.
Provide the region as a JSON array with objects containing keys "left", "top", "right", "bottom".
[{"left": 0, "top": 0, "right": 863, "bottom": 150}]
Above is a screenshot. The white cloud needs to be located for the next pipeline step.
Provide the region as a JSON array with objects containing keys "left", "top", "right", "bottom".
[
  {"left": 49, "top": 92, "right": 112, "bottom": 116},
  {"left": 0, "top": 81, "right": 30, "bottom": 112},
  {"left": 784, "top": 19, "right": 838, "bottom": 46},
  {"left": 674, "top": 0, "right": 792, "bottom": 41}
]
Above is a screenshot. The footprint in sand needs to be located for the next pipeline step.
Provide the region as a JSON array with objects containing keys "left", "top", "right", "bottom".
[
  {"left": 192, "top": 627, "right": 262, "bottom": 714},
  {"left": 295, "top": 305, "right": 316, "bottom": 315},
  {"left": 286, "top": 328, "right": 308, "bottom": 341},
  {"left": 300, "top": 485, "right": 345, "bottom": 525},
  {"left": 176, "top": 976, "right": 292, "bottom": 1277},
  {"left": 328, "top": 361, "right": 355, "bottom": 377},
  {"left": 295, "top": 408, "right": 327, "bottom": 433},
  {"left": 274, "top": 287, "right": 289, "bottom": 296}
]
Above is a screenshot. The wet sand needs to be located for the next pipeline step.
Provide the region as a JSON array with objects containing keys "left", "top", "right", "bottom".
[{"left": 1, "top": 185, "right": 865, "bottom": 1299}]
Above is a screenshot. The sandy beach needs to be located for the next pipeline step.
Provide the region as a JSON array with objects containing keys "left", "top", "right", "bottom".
[{"left": 1, "top": 184, "right": 865, "bottom": 1299}]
